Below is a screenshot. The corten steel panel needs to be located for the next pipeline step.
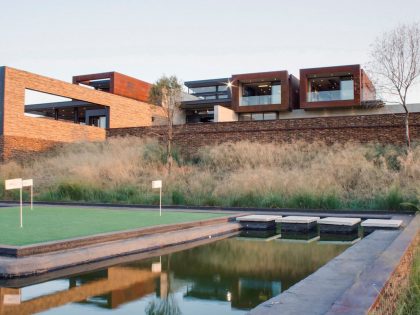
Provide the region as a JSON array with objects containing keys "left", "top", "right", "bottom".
[
  {"left": 112, "top": 72, "right": 152, "bottom": 102},
  {"left": 72, "top": 72, "right": 114, "bottom": 84},
  {"left": 0, "top": 66, "right": 5, "bottom": 135},
  {"left": 361, "top": 69, "right": 376, "bottom": 101},
  {"left": 231, "top": 71, "right": 291, "bottom": 113},
  {"left": 300, "top": 65, "right": 362, "bottom": 109},
  {"left": 73, "top": 71, "right": 152, "bottom": 102}
]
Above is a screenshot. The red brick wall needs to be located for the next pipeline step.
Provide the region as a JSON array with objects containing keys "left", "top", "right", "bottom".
[
  {"left": 0, "top": 135, "right": 62, "bottom": 160},
  {"left": 107, "top": 113, "right": 420, "bottom": 150},
  {"left": 0, "top": 67, "right": 165, "bottom": 160}
]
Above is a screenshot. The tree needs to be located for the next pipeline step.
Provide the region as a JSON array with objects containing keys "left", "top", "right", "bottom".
[
  {"left": 369, "top": 23, "right": 420, "bottom": 150},
  {"left": 149, "top": 75, "right": 183, "bottom": 173}
]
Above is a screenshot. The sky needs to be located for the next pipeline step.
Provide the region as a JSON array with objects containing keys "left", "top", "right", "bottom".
[{"left": 1, "top": 0, "right": 420, "bottom": 102}]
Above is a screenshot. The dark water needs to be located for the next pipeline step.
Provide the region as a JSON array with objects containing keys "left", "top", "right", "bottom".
[{"left": 0, "top": 232, "right": 353, "bottom": 315}]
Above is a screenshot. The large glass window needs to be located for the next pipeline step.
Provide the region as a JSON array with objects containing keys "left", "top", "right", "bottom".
[
  {"left": 197, "top": 95, "right": 216, "bottom": 100},
  {"left": 263, "top": 112, "right": 277, "bottom": 120},
  {"left": 190, "top": 86, "right": 217, "bottom": 94},
  {"left": 240, "top": 81, "right": 281, "bottom": 106},
  {"left": 89, "top": 116, "right": 107, "bottom": 128},
  {"left": 307, "top": 75, "right": 354, "bottom": 102},
  {"left": 239, "top": 112, "right": 278, "bottom": 121}
]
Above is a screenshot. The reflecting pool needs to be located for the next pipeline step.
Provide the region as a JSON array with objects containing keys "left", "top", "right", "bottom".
[{"left": 0, "top": 234, "right": 350, "bottom": 315}]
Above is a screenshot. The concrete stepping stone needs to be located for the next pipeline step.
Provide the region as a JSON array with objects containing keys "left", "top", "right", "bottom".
[
  {"left": 318, "top": 217, "right": 361, "bottom": 234},
  {"left": 236, "top": 215, "right": 281, "bottom": 230},
  {"left": 276, "top": 216, "right": 320, "bottom": 232},
  {"left": 362, "top": 219, "right": 403, "bottom": 234}
]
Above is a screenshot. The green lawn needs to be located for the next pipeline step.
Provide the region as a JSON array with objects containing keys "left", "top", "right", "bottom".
[{"left": 0, "top": 206, "right": 226, "bottom": 246}]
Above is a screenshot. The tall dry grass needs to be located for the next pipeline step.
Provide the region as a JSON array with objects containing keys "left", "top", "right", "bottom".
[{"left": 0, "top": 137, "right": 419, "bottom": 210}]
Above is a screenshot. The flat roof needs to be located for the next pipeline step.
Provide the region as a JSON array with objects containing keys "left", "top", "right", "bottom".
[
  {"left": 184, "top": 78, "right": 229, "bottom": 88},
  {"left": 25, "top": 100, "right": 99, "bottom": 111}
]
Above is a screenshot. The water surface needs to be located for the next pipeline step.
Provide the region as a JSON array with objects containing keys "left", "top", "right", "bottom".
[{"left": 0, "top": 233, "right": 351, "bottom": 315}]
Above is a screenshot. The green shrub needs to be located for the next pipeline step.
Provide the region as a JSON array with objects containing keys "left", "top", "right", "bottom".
[
  {"left": 377, "top": 188, "right": 405, "bottom": 210},
  {"left": 172, "top": 190, "right": 185, "bottom": 205}
]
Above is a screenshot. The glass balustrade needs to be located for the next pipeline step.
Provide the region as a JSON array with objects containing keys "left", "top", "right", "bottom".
[
  {"left": 307, "top": 89, "right": 354, "bottom": 102},
  {"left": 241, "top": 95, "right": 274, "bottom": 106},
  {"left": 307, "top": 76, "right": 354, "bottom": 102},
  {"left": 240, "top": 82, "right": 281, "bottom": 106}
]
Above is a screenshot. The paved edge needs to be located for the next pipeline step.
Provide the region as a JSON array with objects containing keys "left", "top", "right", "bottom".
[
  {"left": 0, "top": 214, "right": 241, "bottom": 257},
  {"left": 0, "top": 231, "right": 239, "bottom": 288},
  {"left": 248, "top": 214, "right": 417, "bottom": 315},
  {"left": 0, "top": 200, "right": 415, "bottom": 215},
  {"left": 326, "top": 213, "right": 420, "bottom": 315},
  {"left": 0, "top": 222, "right": 242, "bottom": 278}
]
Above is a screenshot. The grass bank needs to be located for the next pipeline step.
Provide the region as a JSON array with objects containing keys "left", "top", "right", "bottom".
[
  {"left": 394, "top": 244, "right": 419, "bottom": 315},
  {"left": 0, "top": 138, "right": 419, "bottom": 210}
]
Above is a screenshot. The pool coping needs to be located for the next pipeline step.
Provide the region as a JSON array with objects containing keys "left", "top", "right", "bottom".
[
  {"left": 0, "top": 221, "right": 243, "bottom": 278},
  {"left": 0, "top": 230, "right": 239, "bottom": 288},
  {"left": 0, "top": 200, "right": 416, "bottom": 215},
  {"left": 249, "top": 213, "right": 418, "bottom": 315},
  {"left": 0, "top": 213, "right": 241, "bottom": 257}
]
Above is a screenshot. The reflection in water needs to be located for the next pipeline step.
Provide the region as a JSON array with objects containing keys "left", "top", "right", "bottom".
[
  {"left": 238, "top": 229, "right": 279, "bottom": 239},
  {"left": 0, "top": 236, "right": 349, "bottom": 315},
  {"left": 319, "top": 232, "right": 361, "bottom": 244},
  {"left": 146, "top": 294, "right": 181, "bottom": 315},
  {"left": 280, "top": 231, "right": 320, "bottom": 242}
]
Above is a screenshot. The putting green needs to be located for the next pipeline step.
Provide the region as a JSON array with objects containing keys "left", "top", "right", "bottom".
[{"left": 0, "top": 206, "right": 226, "bottom": 246}]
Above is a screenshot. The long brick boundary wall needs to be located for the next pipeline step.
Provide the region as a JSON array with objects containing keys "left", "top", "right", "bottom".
[{"left": 107, "top": 112, "right": 420, "bottom": 149}]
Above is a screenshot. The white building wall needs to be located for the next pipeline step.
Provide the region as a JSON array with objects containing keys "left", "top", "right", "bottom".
[{"left": 214, "top": 105, "right": 238, "bottom": 122}]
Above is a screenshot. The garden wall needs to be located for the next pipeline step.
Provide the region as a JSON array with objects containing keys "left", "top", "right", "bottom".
[{"left": 107, "top": 112, "right": 420, "bottom": 150}]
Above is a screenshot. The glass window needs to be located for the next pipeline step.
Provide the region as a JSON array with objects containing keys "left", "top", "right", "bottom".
[
  {"left": 190, "top": 86, "right": 217, "bottom": 94},
  {"left": 240, "top": 112, "right": 278, "bottom": 121},
  {"left": 271, "top": 83, "right": 281, "bottom": 104},
  {"left": 203, "top": 95, "right": 216, "bottom": 100},
  {"left": 217, "top": 85, "right": 228, "bottom": 92},
  {"left": 239, "top": 113, "right": 252, "bottom": 121},
  {"left": 263, "top": 112, "right": 277, "bottom": 120},
  {"left": 240, "top": 81, "right": 281, "bottom": 106},
  {"left": 89, "top": 116, "right": 107, "bottom": 128},
  {"left": 218, "top": 94, "right": 229, "bottom": 99},
  {"left": 252, "top": 113, "right": 264, "bottom": 120},
  {"left": 307, "top": 75, "right": 354, "bottom": 102}
]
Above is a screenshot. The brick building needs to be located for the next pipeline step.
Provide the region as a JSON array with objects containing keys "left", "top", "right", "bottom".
[
  {"left": 0, "top": 65, "right": 418, "bottom": 160},
  {"left": 0, "top": 66, "right": 165, "bottom": 160},
  {"left": 181, "top": 65, "right": 380, "bottom": 123}
]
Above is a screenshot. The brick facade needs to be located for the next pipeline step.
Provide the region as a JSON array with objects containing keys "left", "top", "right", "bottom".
[
  {"left": 107, "top": 113, "right": 420, "bottom": 150},
  {"left": 0, "top": 67, "right": 165, "bottom": 160},
  {"left": 0, "top": 135, "right": 62, "bottom": 160}
]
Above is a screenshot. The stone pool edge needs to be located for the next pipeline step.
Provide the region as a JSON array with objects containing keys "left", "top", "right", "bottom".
[
  {"left": 328, "top": 213, "right": 419, "bottom": 315},
  {"left": 249, "top": 214, "right": 418, "bottom": 315},
  {"left": 0, "top": 221, "right": 242, "bottom": 278},
  {"left": 0, "top": 213, "right": 241, "bottom": 257}
]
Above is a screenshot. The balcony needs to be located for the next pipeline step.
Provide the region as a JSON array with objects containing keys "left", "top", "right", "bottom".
[
  {"left": 239, "top": 82, "right": 281, "bottom": 106},
  {"left": 307, "top": 76, "right": 354, "bottom": 103},
  {"left": 240, "top": 94, "right": 281, "bottom": 106},
  {"left": 307, "top": 89, "right": 354, "bottom": 102}
]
